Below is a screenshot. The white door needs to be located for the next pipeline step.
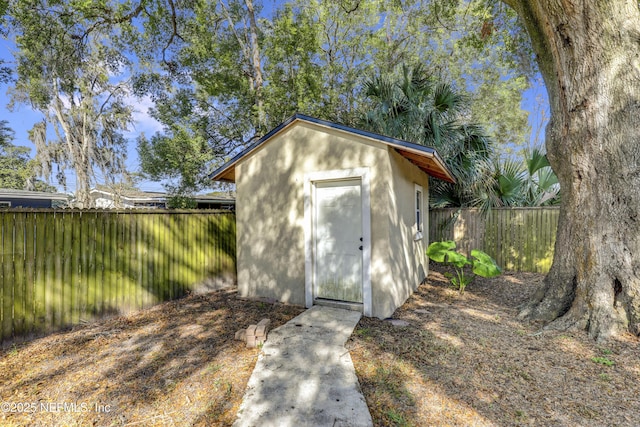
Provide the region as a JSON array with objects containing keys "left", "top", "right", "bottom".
[{"left": 314, "top": 179, "right": 363, "bottom": 303}]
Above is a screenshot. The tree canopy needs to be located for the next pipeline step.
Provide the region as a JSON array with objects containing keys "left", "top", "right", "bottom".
[
  {"left": 0, "top": 120, "right": 55, "bottom": 191},
  {"left": 2, "top": 0, "right": 539, "bottom": 204},
  {"left": 5, "top": 0, "right": 143, "bottom": 206},
  {"left": 130, "top": 0, "right": 536, "bottom": 195}
]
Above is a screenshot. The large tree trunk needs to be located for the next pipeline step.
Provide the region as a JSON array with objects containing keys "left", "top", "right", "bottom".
[{"left": 503, "top": 0, "right": 640, "bottom": 341}]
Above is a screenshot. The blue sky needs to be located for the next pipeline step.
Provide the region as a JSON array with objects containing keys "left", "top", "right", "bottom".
[
  {"left": 0, "top": 34, "right": 166, "bottom": 193},
  {"left": 0, "top": 6, "right": 549, "bottom": 195}
]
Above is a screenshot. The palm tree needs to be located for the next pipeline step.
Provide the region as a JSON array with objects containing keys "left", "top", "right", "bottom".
[
  {"left": 360, "top": 64, "right": 495, "bottom": 208},
  {"left": 486, "top": 147, "right": 561, "bottom": 209},
  {"left": 523, "top": 146, "right": 560, "bottom": 206},
  {"left": 487, "top": 157, "right": 527, "bottom": 208}
]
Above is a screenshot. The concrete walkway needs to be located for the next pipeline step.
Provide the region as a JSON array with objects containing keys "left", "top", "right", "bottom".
[{"left": 233, "top": 306, "right": 373, "bottom": 427}]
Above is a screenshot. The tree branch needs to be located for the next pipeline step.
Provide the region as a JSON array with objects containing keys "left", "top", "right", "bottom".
[{"left": 161, "top": 0, "right": 185, "bottom": 66}]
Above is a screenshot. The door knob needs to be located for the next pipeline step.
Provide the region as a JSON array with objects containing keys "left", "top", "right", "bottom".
[{"left": 359, "top": 246, "right": 363, "bottom": 250}]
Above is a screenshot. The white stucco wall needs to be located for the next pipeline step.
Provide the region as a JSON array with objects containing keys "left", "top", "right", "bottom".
[
  {"left": 235, "top": 120, "right": 431, "bottom": 318},
  {"left": 374, "top": 149, "right": 430, "bottom": 318}
]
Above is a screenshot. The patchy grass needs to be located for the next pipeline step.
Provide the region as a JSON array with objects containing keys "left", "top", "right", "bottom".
[
  {"left": 0, "top": 289, "right": 303, "bottom": 427},
  {"left": 348, "top": 266, "right": 640, "bottom": 426}
]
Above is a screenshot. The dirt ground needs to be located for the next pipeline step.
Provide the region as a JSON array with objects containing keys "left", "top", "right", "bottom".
[
  {"left": 1, "top": 268, "right": 638, "bottom": 427},
  {"left": 348, "top": 266, "right": 640, "bottom": 427},
  {"left": 0, "top": 289, "right": 304, "bottom": 427}
]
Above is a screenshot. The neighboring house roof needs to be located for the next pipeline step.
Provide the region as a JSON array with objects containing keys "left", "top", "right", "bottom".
[
  {"left": 209, "top": 113, "right": 456, "bottom": 183},
  {"left": 90, "top": 186, "right": 236, "bottom": 206},
  {"left": 0, "top": 189, "right": 69, "bottom": 201},
  {"left": 194, "top": 196, "right": 236, "bottom": 203},
  {"left": 91, "top": 185, "right": 166, "bottom": 203}
]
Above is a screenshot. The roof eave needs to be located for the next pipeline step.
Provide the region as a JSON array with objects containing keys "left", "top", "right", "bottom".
[{"left": 208, "top": 113, "right": 456, "bottom": 184}]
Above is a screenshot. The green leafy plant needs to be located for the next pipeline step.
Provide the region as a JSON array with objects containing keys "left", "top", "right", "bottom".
[
  {"left": 427, "top": 241, "right": 502, "bottom": 293},
  {"left": 591, "top": 356, "right": 615, "bottom": 367}
]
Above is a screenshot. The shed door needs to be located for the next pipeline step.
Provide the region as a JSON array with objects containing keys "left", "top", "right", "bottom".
[{"left": 314, "top": 179, "right": 363, "bottom": 303}]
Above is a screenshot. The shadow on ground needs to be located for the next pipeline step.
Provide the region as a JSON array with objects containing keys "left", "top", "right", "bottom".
[
  {"left": 0, "top": 288, "right": 303, "bottom": 426},
  {"left": 348, "top": 265, "right": 640, "bottom": 426}
]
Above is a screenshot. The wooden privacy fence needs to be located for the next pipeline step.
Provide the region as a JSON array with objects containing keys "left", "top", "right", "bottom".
[
  {"left": 1, "top": 210, "right": 236, "bottom": 345},
  {"left": 429, "top": 207, "right": 559, "bottom": 273}
]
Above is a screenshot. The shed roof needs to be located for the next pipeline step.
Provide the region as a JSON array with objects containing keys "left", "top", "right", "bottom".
[{"left": 209, "top": 114, "right": 455, "bottom": 184}]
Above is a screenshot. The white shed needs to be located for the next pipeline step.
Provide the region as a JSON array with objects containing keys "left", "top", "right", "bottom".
[{"left": 211, "top": 114, "right": 454, "bottom": 318}]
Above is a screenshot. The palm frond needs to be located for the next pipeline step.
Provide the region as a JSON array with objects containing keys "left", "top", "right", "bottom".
[
  {"left": 359, "top": 63, "right": 496, "bottom": 209},
  {"left": 535, "top": 165, "right": 559, "bottom": 190},
  {"left": 433, "top": 83, "right": 465, "bottom": 114},
  {"left": 526, "top": 146, "right": 550, "bottom": 175},
  {"left": 493, "top": 158, "right": 526, "bottom": 206}
]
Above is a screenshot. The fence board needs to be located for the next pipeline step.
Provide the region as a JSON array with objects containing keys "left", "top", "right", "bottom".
[
  {"left": 47, "top": 214, "right": 56, "bottom": 331},
  {"left": 72, "top": 212, "right": 82, "bottom": 324},
  {"left": 86, "top": 212, "right": 97, "bottom": 317},
  {"left": 79, "top": 212, "right": 89, "bottom": 320},
  {"left": 136, "top": 214, "right": 145, "bottom": 308},
  {"left": 429, "top": 207, "right": 559, "bottom": 274},
  {"left": 65, "top": 212, "right": 74, "bottom": 327},
  {"left": 1, "top": 214, "right": 13, "bottom": 341},
  {"left": 13, "top": 213, "right": 25, "bottom": 337},
  {"left": 117, "top": 213, "right": 126, "bottom": 312},
  {"left": 94, "top": 212, "right": 105, "bottom": 316},
  {"left": 34, "top": 213, "right": 47, "bottom": 335},
  {"left": 102, "top": 213, "right": 112, "bottom": 314},
  {"left": 150, "top": 213, "right": 159, "bottom": 304},
  {"left": 24, "top": 213, "right": 36, "bottom": 337},
  {"left": 1, "top": 210, "right": 236, "bottom": 346}
]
